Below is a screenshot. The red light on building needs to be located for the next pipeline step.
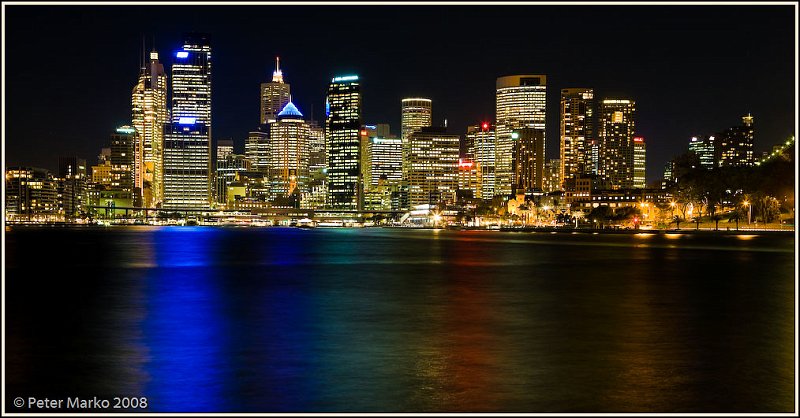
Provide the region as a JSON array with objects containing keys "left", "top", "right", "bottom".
[
  {"left": 458, "top": 159, "right": 474, "bottom": 169},
  {"left": 633, "top": 136, "right": 644, "bottom": 143},
  {"left": 360, "top": 129, "right": 368, "bottom": 136},
  {"left": 481, "top": 122, "right": 489, "bottom": 131}
]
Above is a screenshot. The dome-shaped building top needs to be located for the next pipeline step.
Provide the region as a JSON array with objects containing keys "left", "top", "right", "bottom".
[{"left": 277, "top": 101, "right": 303, "bottom": 120}]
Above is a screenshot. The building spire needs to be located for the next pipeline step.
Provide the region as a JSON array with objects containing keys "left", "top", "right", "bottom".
[{"left": 272, "top": 56, "right": 284, "bottom": 83}]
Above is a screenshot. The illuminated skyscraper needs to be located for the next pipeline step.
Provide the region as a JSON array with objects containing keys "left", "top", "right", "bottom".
[
  {"left": 260, "top": 57, "right": 291, "bottom": 125},
  {"left": 465, "top": 123, "right": 496, "bottom": 200},
  {"left": 401, "top": 98, "right": 432, "bottom": 179},
  {"left": 407, "top": 127, "right": 460, "bottom": 207},
  {"left": 326, "top": 75, "right": 362, "bottom": 210},
  {"left": 598, "top": 99, "right": 636, "bottom": 189},
  {"left": 132, "top": 49, "right": 168, "bottom": 207},
  {"left": 163, "top": 33, "right": 212, "bottom": 209},
  {"left": 717, "top": 114, "right": 755, "bottom": 167},
  {"left": 308, "top": 120, "right": 326, "bottom": 174},
  {"left": 269, "top": 101, "right": 310, "bottom": 199},
  {"left": 633, "top": 136, "right": 646, "bottom": 188},
  {"left": 495, "top": 75, "right": 546, "bottom": 196},
  {"left": 560, "top": 88, "right": 594, "bottom": 187}
]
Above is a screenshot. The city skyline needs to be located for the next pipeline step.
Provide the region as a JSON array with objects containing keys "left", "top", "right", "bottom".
[{"left": 4, "top": 4, "right": 796, "bottom": 184}]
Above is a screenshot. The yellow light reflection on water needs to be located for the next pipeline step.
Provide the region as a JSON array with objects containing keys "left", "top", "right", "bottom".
[
  {"left": 664, "top": 234, "right": 683, "bottom": 239},
  {"left": 736, "top": 234, "right": 757, "bottom": 240}
]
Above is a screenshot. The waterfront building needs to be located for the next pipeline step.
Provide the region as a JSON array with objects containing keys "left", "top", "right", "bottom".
[
  {"left": 326, "top": 75, "right": 362, "bottom": 210},
  {"left": 598, "top": 98, "right": 636, "bottom": 189},
  {"left": 217, "top": 139, "right": 234, "bottom": 161},
  {"left": 364, "top": 137, "right": 403, "bottom": 192},
  {"left": 466, "top": 123, "right": 496, "bottom": 200},
  {"left": 717, "top": 114, "right": 755, "bottom": 167},
  {"left": 260, "top": 57, "right": 291, "bottom": 125},
  {"left": 495, "top": 75, "right": 546, "bottom": 196},
  {"left": 163, "top": 121, "right": 211, "bottom": 208},
  {"left": 560, "top": 88, "right": 594, "bottom": 187},
  {"left": 407, "top": 126, "right": 460, "bottom": 207},
  {"left": 633, "top": 136, "right": 646, "bottom": 188},
  {"left": 5, "top": 167, "right": 60, "bottom": 222},
  {"left": 163, "top": 33, "right": 212, "bottom": 209},
  {"left": 688, "top": 135, "right": 716, "bottom": 170},
  {"left": 269, "top": 101, "right": 310, "bottom": 201},
  {"left": 132, "top": 49, "right": 168, "bottom": 207},
  {"left": 512, "top": 128, "right": 545, "bottom": 192},
  {"left": 58, "top": 156, "right": 87, "bottom": 219}
]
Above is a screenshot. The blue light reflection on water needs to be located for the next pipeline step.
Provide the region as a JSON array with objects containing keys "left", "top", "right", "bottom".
[{"left": 143, "top": 227, "right": 228, "bottom": 412}]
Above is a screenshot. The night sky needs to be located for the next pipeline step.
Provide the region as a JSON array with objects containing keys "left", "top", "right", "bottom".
[{"left": 4, "top": 4, "right": 796, "bottom": 183}]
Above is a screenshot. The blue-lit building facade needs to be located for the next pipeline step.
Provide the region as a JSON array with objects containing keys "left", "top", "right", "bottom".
[{"left": 163, "top": 33, "right": 213, "bottom": 209}]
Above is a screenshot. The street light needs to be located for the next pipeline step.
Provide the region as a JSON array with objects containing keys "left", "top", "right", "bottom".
[{"left": 743, "top": 200, "right": 751, "bottom": 225}]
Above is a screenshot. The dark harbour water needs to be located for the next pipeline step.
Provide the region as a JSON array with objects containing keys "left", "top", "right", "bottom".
[{"left": 4, "top": 226, "right": 796, "bottom": 413}]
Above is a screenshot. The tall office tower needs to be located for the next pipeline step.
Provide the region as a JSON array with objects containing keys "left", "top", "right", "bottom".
[
  {"left": 633, "top": 136, "right": 646, "bottom": 188},
  {"left": 466, "top": 123, "right": 496, "bottom": 200},
  {"left": 366, "top": 123, "right": 392, "bottom": 138},
  {"left": 58, "top": 156, "right": 87, "bottom": 219},
  {"left": 163, "top": 33, "right": 212, "bottom": 208},
  {"left": 717, "top": 114, "right": 755, "bottom": 167},
  {"left": 364, "top": 137, "right": 403, "bottom": 190},
  {"left": 560, "top": 88, "right": 594, "bottom": 188},
  {"left": 407, "top": 127, "right": 460, "bottom": 207},
  {"left": 512, "top": 128, "right": 545, "bottom": 192},
  {"left": 260, "top": 57, "right": 291, "bottom": 125},
  {"left": 216, "top": 154, "right": 251, "bottom": 207},
  {"left": 269, "top": 101, "right": 310, "bottom": 198},
  {"left": 401, "top": 98, "right": 432, "bottom": 178},
  {"left": 245, "top": 127, "right": 270, "bottom": 173},
  {"left": 495, "top": 75, "right": 546, "bottom": 196},
  {"left": 598, "top": 99, "right": 636, "bottom": 189},
  {"left": 689, "top": 135, "right": 716, "bottom": 169},
  {"left": 109, "top": 126, "right": 137, "bottom": 194},
  {"left": 132, "top": 49, "right": 168, "bottom": 207},
  {"left": 662, "top": 160, "right": 675, "bottom": 189},
  {"left": 326, "top": 75, "right": 362, "bottom": 210},
  {"left": 307, "top": 120, "right": 326, "bottom": 174}
]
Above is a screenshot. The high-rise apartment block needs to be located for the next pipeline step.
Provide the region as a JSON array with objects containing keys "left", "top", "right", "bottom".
[
  {"left": 495, "top": 75, "right": 546, "bottom": 196},
  {"left": 58, "top": 156, "right": 87, "bottom": 219},
  {"left": 407, "top": 127, "right": 460, "bottom": 207},
  {"left": 717, "top": 114, "right": 754, "bottom": 167},
  {"left": 598, "top": 99, "right": 637, "bottom": 189},
  {"left": 260, "top": 57, "right": 291, "bottom": 125},
  {"left": 325, "top": 75, "right": 362, "bottom": 210},
  {"left": 633, "top": 136, "right": 646, "bottom": 188},
  {"left": 132, "top": 49, "right": 168, "bottom": 207},
  {"left": 560, "top": 88, "right": 594, "bottom": 188},
  {"left": 163, "top": 33, "right": 213, "bottom": 209}
]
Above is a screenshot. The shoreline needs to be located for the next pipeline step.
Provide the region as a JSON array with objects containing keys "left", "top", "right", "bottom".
[{"left": 5, "top": 223, "right": 796, "bottom": 236}]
